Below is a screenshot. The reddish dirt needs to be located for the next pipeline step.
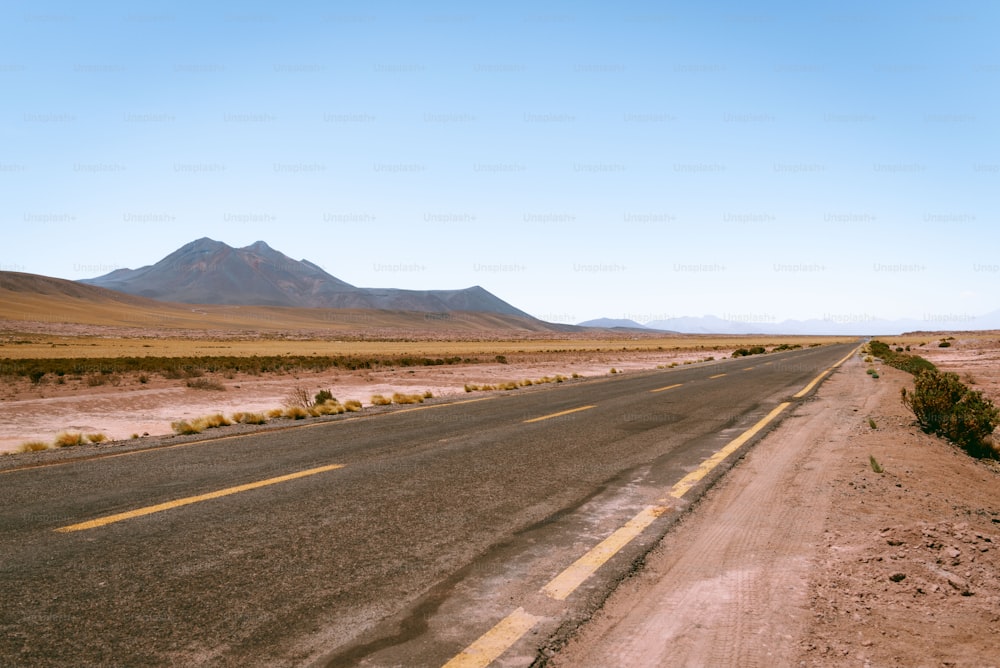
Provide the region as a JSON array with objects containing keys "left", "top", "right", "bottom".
[{"left": 548, "top": 347, "right": 1000, "bottom": 667}]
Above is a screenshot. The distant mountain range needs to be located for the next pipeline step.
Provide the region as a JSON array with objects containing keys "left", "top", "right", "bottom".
[
  {"left": 581, "top": 313, "right": 1000, "bottom": 336},
  {"left": 81, "top": 238, "right": 532, "bottom": 317}
]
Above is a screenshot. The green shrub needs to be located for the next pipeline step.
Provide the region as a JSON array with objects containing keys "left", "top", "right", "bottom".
[
  {"left": 902, "top": 370, "right": 999, "bottom": 458},
  {"left": 938, "top": 340, "right": 951, "bottom": 348},
  {"left": 314, "top": 389, "right": 335, "bottom": 405}
]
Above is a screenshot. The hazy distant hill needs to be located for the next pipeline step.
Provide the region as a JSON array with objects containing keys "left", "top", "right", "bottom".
[
  {"left": 81, "top": 238, "right": 533, "bottom": 317},
  {"left": 634, "top": 312, "right": 1000, "bottom": 335}
]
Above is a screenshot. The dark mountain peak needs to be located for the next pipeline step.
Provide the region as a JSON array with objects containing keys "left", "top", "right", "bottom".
[
  {"left": 79, "top": 239, "right": 534, "bottom": 318},
  {"left": 182, "top": 237, "right": 228, "bottom": 253}
]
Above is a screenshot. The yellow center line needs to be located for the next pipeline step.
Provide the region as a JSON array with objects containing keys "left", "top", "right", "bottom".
[
  {"left": 441, "top": 607, "right": 543, "bottom": 668},
  {"left": 54, "top": 464, "right": 345, "bottom": 533},
  {"left": 523, "top": 405, "right": 595, "bottom": 423},
  {"left": 649, "top": 383, "right": 682, "bottom": 393},
  {"left": 743, "top": 367, "right": 755, "bottom": 371},
  {"left": 708, "top": 373, "right": 727, "bottom": 379}
]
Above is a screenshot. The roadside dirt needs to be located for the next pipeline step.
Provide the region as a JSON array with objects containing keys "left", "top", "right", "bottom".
[{"left": 547, "top": 353, "right": 1000, "bottom": 666}]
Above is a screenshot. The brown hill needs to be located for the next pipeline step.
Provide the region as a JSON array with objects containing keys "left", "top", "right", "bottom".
[{"left": 0, "top": 271, "right": 569, "bottom": 334}]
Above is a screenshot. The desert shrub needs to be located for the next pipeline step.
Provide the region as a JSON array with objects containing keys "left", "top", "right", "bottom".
[
  {"left": 54, "top": 432, "right": 85, "bottom": 447},
  {"left": 138, "top": 374, "right": 149, "bottom": 384},
  {"left": 266, "top": 408, "right": 285, "bottom": 419},
  {"left": 748, "top": 346, "right": 766, "bottom": 355},
  {"left": 314, "top": 389, "right": 335, "bottom": 405},
  {"left": 371, "top": 394, "right": 391, "bottom": 406},
  {"left": 284, "top": 386, "right": 312, "bottom": 409},
  {"left": 29, "top": 370, "right": 45, "bottom": 384},
  {"left": 868, "top": 340, "right": 936, "bottom": 375},
  {"left": 86, "top": 374, "right": 106, "bottom": 387},
  {"left": 902, "top": 370, "right": 999, "bottom": 458},
  {"left": 939, "top": 340, "right": 952, "bottom": 348},
  {"left": 423, "top": 390, "right": 433, "bottom": 399},
  {"left": 18, "top": 440, "right": 50, "bottom": 453},
  {"left": 86, "top": 433, "right": 107, "bottom": 444},
  {"left": 392, "top": 392, "right": 424, "bottom": 405},
  {"left": 344, "top": 399, "right": 363, "bottom": 412},
  {"left": 186, "top": 377, "right": 226, "bottom": 391}
]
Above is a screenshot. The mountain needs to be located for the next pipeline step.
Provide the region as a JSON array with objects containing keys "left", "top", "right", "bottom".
[
  {"left": 81, "top": 238, "right": 532, "bottom": 317},
  {"left": 0, "top": 270, "right": 567, "bottom": 333},
  {"left": 577, "top": 318, "right": 649, "bottom": 329}
]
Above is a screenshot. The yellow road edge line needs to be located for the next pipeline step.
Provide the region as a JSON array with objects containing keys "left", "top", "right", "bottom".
[
  {"left": 441, "top": 349, "right": 859, "bottom": 665},
  {"left": 792, "top": 346, "right": 859, "bottom": 399},
  {"left": 542, "top": 504, "right": 670, "bottom": 601},
  {"left": 523, "top": 405, "right": 596, "bottom": 424},
  {"left": 54, "top": 464, "right": 345, "bottom": 533},
  {"left": 667, "top": 402, "right": 791, "bottom": 499},
  {"left": 708, "top": 373, "right": 727, "bottom": 379},
  {"left": 649, "top": 383, "right": 682, "bottom": 393},
  {"left": 441, "top": 607, "right": 543, "bottom": 668}
]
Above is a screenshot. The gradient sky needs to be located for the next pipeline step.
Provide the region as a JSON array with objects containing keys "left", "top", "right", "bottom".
[{"left": 3, "top": 0, "right": 998, "bottom": 325}]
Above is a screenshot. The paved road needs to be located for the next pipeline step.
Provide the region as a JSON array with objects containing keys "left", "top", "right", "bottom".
[{"left": 0, "top": 342, "right": 857, "bottom": 667}]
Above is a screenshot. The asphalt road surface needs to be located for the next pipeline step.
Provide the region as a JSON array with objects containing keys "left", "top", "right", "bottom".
[{"left": 0, "top": 342, "right": 858, "bottom": 667}]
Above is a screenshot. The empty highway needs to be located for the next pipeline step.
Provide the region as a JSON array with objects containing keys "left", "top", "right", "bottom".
[{"left": 0, "top": 342, "right": 858, "bottom": 667}]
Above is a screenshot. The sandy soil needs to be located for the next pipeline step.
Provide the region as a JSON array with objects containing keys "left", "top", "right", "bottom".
[
  {"left": 0, "top": 348, "right": 729, "bottom": 454},
  {"left": 547, "top": 347, "right": 1000, "bottom": 666}
]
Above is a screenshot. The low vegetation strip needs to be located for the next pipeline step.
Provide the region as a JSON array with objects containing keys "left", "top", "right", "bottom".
[
  {"left": 0, "top": 354, "right": 481, "bottom": 380},
  {"left": 868, "top": 340, "right": 999, "bottom": 459}
]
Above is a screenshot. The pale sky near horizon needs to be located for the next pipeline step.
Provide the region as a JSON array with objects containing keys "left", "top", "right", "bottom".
[{"left": 2, "top": 1, "right": 999, "bottom": 325}]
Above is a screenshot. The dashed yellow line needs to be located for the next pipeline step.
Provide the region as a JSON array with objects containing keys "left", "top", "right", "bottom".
[
  {"left": 523, "top": 405, "right": 595, "bottom": 423},
  {"left": 54, "top": 464, "right": 345, "bottom": 533},
  {"left": 792, "top": 347, "right": 859, "bottom": 399},
  {"left": 650, "top": 383, "right": 682, "bottom": 393},
  {"left": 709, "top": 373, "right": 727, "bottom": 379}
]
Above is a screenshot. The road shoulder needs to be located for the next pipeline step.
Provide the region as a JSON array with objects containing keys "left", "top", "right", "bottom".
[{"left": 546, "top": 354, "right": 1000, "bottom": 666}]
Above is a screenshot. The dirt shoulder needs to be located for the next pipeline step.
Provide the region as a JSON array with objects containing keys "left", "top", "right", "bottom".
[{"left": 547, "top": 354, "right": 1000, "bottom": 666}]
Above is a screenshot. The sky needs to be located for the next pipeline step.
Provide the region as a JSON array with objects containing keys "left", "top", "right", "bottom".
[{"left": 2, "top": 0, "right": 999, "bottom": 326}]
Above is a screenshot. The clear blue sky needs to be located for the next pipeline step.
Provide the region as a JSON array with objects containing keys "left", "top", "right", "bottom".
[{"left": 3, "top": 0, "right": 998, "bottom": 325}]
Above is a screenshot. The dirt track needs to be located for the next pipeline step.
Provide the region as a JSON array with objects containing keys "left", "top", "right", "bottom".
[{"left": 548, "top": 353, "right": 1000, "bottom": 666}]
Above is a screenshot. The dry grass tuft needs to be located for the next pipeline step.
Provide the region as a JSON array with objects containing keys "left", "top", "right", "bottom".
[
  {"left": 18, "top": 440, "right": 50, "bottom": 453},
  {"left": 86, "top": 433, "right": 108, "bottom": 444},
  {"left": 171, "top": 419, "right": 203, "bottom": 435},
  {"left": 391, "top": 392, "right": 424, "bottom": 404},
  {"left": 231, "top": 411, "right": 268, "bottom": 425},
  {"left": 266, "top": 408, "right": 285, "bottom": 419},
  {"left": 54, "top": 431, "right": 85, "bottom": 447},
  {"left": 344, "top": 399, "right": 363, "bottom": 412},
  {"left": 283, "top": 406, "right": 309, "bottom": 420},
  {"left": 371, "top": 394, "right": 391, "bottom": 406}
]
